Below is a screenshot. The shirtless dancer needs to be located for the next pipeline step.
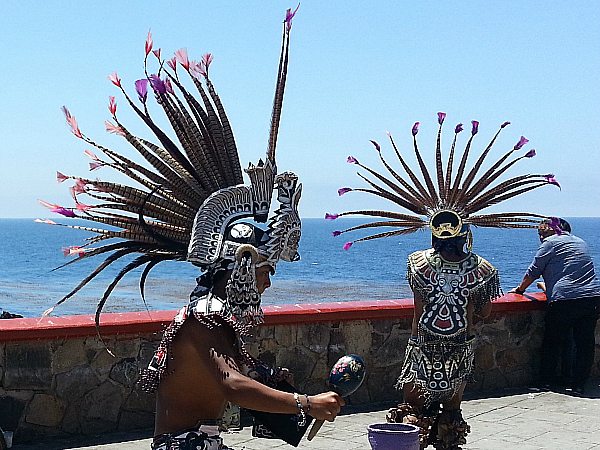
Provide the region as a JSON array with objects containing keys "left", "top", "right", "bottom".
[
  {"left": 145, "top": 221, "right": 343, "bottom": 449},
  {"left": 45, "top": 8, "right": 342, "bottom": 450}
]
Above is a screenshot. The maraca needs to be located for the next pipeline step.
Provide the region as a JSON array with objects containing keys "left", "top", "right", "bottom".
[{"left": 307, "top": 354, "right": 366, "bottom": 440}]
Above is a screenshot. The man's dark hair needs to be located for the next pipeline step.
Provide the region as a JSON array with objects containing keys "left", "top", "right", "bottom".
[
  {"left": 432, "top": 235, "right": 467, "bottom": 256},
  {"left": 559, "top": 218, "right": 571, "bottom": 233}
]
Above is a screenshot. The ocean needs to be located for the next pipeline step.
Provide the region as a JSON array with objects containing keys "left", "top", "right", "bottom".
[{"left": 1, "top": 218, "right": 599, "bottom": 318}]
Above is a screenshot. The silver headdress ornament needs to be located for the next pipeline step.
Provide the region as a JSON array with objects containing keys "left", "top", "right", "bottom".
[
  {"left": 328, "top": 113, "right": 560, "bottom": 249},
  {"left": 38, "top": 7, "right": 302, "bottom": 326}
]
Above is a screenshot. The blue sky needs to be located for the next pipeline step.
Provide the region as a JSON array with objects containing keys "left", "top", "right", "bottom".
[{"left": 1, "top": 1, "right": 599, "bottom": 218}]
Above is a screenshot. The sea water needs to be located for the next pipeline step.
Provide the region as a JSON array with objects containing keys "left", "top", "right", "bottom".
[{"left": 1, "top": 218, "right": 598, "bottom": 317}]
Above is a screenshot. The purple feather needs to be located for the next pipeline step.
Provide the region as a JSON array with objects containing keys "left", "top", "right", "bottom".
[
  {"left": 412, "top": 122, "right": 420, "bottom": 136},
  {"left": 544, "top": 175, "right": 561, "bottom": 189},
  {"left": 135, "top": 79, "right": 149, "bottom": 103},
  {"left": 52, "top": 207, "right": 76, "bottom": 218},
  {"left": 325, "top": 213, "right": 339, "bottom": 220},
  {"left": 332, "top": 231, "right": 342, "bottom": 237},
  {"left": 164, "top": 78, "right": 174, "bottom": 94},
  {"left": 347, "top": 156, "right": 358, "bottom": 164},
  {"left": 437, "top": 112, "right": 446, "bottom": 125},
  {"left": 525, "top": 149, "right": 536, "bottom": 158},
  {"left": 455, "top": 123, "right": 464, "bottom": 133},
  {"left": 471, "top": 120, "right": 479, "bottom": 135},
  {"left": 514, "top": 136, "right": 529, "bottom": 150},
  {"left": 343, "top": 241, "right": 353, "bottom": 250},
  {"left": 285, "top": 4, "right": 300, "bottom": 32},
  {"left": 149, "top": 75, "right": 167, "bottom": 94},
  {"left": 338, "top": 187, "right": 352, "bottom": 196},
  {"left": 501, "top": 121, "right": 511, "bottom": 128}
]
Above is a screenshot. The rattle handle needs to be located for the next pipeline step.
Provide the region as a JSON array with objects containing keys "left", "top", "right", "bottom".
[{"left": 306, "top": 419, "right": 324, "bottom": 441}]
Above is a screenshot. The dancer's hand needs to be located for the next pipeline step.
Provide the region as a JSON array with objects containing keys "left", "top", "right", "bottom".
[{"left": 307, "top": 392, "right": 344, "bottom": 422}]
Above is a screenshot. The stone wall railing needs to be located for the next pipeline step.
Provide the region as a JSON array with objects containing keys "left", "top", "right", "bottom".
[{"left": 1, "top": 294, "right": 599, "bottom": 444}]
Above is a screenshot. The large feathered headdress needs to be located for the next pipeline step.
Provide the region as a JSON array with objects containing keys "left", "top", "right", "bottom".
[
  {"left": 38, "top": 7, "right": 302, "bottom": 323},
  {"left": 328, "top": 113, "right": 560, "bottom": 249}
]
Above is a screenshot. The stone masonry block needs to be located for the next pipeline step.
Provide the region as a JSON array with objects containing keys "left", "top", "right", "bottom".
[
  {"left": 82, "top": 380, "right": 125, "bottom": 423},
  {"left": 52, "top": 338, "right": 88, "bottom": 374},
  {"left": 256, "top": 325, "right": 275, "bottom": 339},
  {"left": 340, "top": 320, "right": 373, "bottom": 357},
  {"left": 364, "top": 366, "right": 399, "bottom": 403},
  {"left": 55, "top": 365, "right": 101, "bottom": 400},
  {"left": 308, "top": 357, "right": 330, "bottom": 386},
  {"left": 496, "top": 346, "right": 533, "bottom": 371},
  {"left": 4, "top": 341, "right": 52, "bottom": 389},
  {"left": 137, "top": 340, "right": 159, "bottom": 370},
  {"left": 504, "top": 367, "right": 535, "bottom": 387},
  {"left": 26, "top": 393, "right": 66, "bottom": 427},
  {"left": 110, "top": 358, "right": 140, "bottom": 387},
  {"left": 91, "top": 348, "right": 119, "bottom": 382},
  {"left": 296, "top": 323, "right": 331, "bottom": 353},
  {"left": 60, "top": 399, "right": 83, "bottom": 434},
  {"left": 371, "top": 319, "right": 394, "bottom": 335},
  {"left": 505, "top": 313, "right": 534, "bottom": 337},
  {"left": 481, "top": 367, "right": 509, "bottom": 391},
  {"left": 274, "top": 323, "right": 297, "bottom": 347},
  {"left": 478, "top": 326, "right": 511, "bottom": 351},
  {"left": 474, "top": 342, "right": 496, "bottom": 371},
  {"left": 123, "top": 388, "right": 155, "bottom": 413},
  {"left": 256, "top": 337, "right": 279, "bottom": 354},
  {"left": 372, "top": 325, "right": 410, "bottom": 368},
  {"left": 275, "top": 346, "right": 317, "bottom": 384}
]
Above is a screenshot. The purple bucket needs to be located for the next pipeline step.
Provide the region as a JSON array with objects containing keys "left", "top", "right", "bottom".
[{"left": 367, "top": 423, "right": 420, "bottom": 450}]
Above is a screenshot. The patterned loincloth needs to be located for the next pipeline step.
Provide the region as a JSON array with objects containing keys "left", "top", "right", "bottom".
[{"left": 152, "top": 425, "right": 233, "bottom": 450}]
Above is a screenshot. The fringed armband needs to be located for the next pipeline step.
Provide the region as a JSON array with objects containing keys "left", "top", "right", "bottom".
[{"left": 471, "top": 268, "right": 502, "bottom": 313}]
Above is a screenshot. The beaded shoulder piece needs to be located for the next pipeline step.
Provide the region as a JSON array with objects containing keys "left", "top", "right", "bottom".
[{"left": 408, "top": 249, "right": 500, "bottom": 336}]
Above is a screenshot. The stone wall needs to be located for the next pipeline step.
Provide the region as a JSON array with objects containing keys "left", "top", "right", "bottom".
[
  {"left": 1, "top": 297, "right": 599, "bottom": 444},
  {"left": 247, "top": 308, "right": 550, "bottom": 404},
  {"left": 0, "top": 334, "right": 158, "bottom": 441}
]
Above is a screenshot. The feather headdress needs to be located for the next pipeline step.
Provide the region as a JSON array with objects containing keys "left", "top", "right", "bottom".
[
  {"left": 328, "top": 114, "right": 559, "bottom": 248},
  {"left": 39, "top": 8, "right": 302, "bottom": 324}
]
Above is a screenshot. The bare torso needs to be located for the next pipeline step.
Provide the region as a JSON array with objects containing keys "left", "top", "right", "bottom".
[
  {"left": 153, "top": 314, "right": 345, "bottom": 436},
  {"left": 154, "top": 318, "right": 235, "bottom": 436}
]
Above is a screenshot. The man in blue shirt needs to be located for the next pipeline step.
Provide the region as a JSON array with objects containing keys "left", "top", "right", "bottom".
[{"left": 514, "top": 218, "right": 600, "bottom": 394}]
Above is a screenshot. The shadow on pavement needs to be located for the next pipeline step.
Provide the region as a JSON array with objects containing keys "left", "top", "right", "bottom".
[
  {"left": 12, "top": 429, "right": 152, "bottom": 450},
  {"left": 463, "top": 379, "right": 600, "bottom": 401}
]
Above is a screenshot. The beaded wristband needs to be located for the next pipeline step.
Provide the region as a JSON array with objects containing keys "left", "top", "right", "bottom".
[
  {"left": 304, "top": 393, "right": 311, "bottom": 413},
  {"left": 293, "top": 392, "right": 307, "bottom": 427}
]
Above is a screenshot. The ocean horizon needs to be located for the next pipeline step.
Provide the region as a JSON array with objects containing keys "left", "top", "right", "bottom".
[{"left": 1, "top": 217, "right": 599, "bottom": 318}]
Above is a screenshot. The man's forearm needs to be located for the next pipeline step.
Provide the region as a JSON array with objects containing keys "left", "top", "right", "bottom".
[
  {"left": 220, "top": 369, "right": 300, "bottom": 414},
  {"left": 515, "top": 275, "right": 536, "bottom": 294}
]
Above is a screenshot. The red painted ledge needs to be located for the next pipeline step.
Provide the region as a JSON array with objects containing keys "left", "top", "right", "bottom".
[{"left": 0, "top": 293, "right": 546, "bottom": 342}]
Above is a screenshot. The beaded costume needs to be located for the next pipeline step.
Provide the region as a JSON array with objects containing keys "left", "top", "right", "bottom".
[
  {"left": 41, "top": 7, "right": 305, "bottom": 447},
  {"left": 330, "top": 115, "right": 558, "bottom": 449},
  {"left": 397, "top": 249, "right": 499, "bottom": 406}
]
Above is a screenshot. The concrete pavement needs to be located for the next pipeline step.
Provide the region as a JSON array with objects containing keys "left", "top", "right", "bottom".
[{"left": 13, "top": 381, "right": 600, "bottom": 450}]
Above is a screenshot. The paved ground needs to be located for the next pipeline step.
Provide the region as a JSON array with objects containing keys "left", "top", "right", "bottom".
[{"left": 12, "top": 381, "right": 600, "bottom": 450}]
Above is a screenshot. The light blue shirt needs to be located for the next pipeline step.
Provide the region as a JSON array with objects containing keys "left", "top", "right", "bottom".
[{"left": 526, "top": 233, "right": 600, "bottom": 302}]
